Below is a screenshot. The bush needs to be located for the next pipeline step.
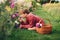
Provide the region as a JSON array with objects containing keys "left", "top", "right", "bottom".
[{"left": 37, "top": 0, "right": 50, "bottom": 5}]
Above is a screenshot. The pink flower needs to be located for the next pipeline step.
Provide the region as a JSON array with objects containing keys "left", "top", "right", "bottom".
[
  {"left": 11, "top": 14, "right": 16, "bottom": 19},
  {"left": 36, "top": 23, "right": 40, "bottom": 27},
  {"left": 36, "top": 23, "right": 42, "bottom": 28},
  {"left": 10, "top": 3, "right": 15, "bottom": 8},
  {"left": 15, "top": 12, "right": 19, "bottom": 17}
]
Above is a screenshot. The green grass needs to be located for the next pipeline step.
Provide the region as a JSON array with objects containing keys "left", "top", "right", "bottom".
[{"left": 0, "top": 5, "right": 60, "bottom": 40}]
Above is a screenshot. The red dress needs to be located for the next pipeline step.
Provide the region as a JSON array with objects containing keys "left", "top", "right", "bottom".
[{"left": 20, "top": 13, "right": 45, "bottom": 28}]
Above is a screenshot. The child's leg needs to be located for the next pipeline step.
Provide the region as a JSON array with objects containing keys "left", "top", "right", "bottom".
[
  {"left": 19, "top": 25, "right": 32, "bottom": 29},
  {"left": 28, "top": 27, "right": 36, "bottom": 30}
]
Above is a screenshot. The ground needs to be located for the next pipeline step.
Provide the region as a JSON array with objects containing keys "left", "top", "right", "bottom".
[{"left": 0, "top": 3, "right": 60, "bottom": 40}]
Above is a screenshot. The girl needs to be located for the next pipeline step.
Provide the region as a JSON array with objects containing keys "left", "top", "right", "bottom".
[{"left": 19, "top": 9, "right": 45, "bottom": 30}]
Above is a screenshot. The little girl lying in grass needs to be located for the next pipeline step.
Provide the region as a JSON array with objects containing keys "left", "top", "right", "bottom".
[{"left": 19, "top": 9, "right": 45, "bottom": 30}]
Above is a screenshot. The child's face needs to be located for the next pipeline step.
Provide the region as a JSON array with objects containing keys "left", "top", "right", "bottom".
[{"left": 20, "top": 13, "right": 27, "bottom": 18}]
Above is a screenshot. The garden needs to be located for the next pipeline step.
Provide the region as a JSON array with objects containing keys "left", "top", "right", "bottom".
[{"left": 0, "top": 0, "right": 60, "bottom": 40}]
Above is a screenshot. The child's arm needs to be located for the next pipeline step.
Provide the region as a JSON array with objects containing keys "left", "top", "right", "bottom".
[
  {"left": 39, "top": 19, "right": 45, "bottom": 26},
  {"left": 18, "top": 17, "right": 27, "bottom": 25},
  {"left": 20, "top": 17, "right": 34, "bottom": 29}
]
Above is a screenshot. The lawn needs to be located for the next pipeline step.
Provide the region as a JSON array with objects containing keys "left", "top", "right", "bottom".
[{"left": 0, "top": 3, "right": 60, "bottom": 40}]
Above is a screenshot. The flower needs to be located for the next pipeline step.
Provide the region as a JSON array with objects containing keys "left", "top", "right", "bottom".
[
  {"left": 36, "top": 3, "right": 40, "bottom": 6},
  {"left": 5, "top": 6, "right": 11, "bottom": 11},
  {"left": 15, "top": 20, "right": 19, "bottom": 24},
  {"left": 15, "top": 12, "right": 19, "bottom": 17},
  {"left": 36, "top": 23, "right": 40, "bottom": 27},
  {"left": 10, "top": 2, "right": 15, "bottom": 8},
  {"left": 40, "top": 24, "right": 42, "bottom": 27},
  {"left": 11, "top": 14, "right": 16, "bottom": 19}
]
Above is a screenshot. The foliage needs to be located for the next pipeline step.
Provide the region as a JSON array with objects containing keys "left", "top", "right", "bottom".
[
  {"left": 36, "top": 0, "right": 50, "bottom": 5},
  {"left": 42, "top": 3, "right": 60, "bottom": 22},
  {"left": 0, "top": 0, "right": 60, "bottom": 40},
  {"left": 0, "top": 0, "right": 17, "bottom": 39}
]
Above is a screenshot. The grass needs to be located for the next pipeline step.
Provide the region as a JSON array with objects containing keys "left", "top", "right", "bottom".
[{"left": 0, "top": 3, "right": 60, "bottom": 40}]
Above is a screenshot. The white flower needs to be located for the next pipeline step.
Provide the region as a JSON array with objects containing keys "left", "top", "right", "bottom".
[
  {"left": 40, "top": 24, "right": 42, "bottom": 27},
  {"left": 15, "top": 20, "right": 19, "bottom": 24},
  {"left": 36, "top": 3, "right": 40, "bottom": 6}
]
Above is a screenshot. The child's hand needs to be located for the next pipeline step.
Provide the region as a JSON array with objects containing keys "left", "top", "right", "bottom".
[
  {"left": 18, "top": 17, "right": 23, "bottom": 22},
  {"left": 39, "top": 20, "right": 42, "bottom": 23},
  {"left": 19, "top": 19, "right": 23, "bottom": 22}
]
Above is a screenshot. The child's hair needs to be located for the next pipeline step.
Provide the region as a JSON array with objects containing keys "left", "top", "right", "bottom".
[{"left": 23, "top": 9, "right": 30, "bottom": 14}]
